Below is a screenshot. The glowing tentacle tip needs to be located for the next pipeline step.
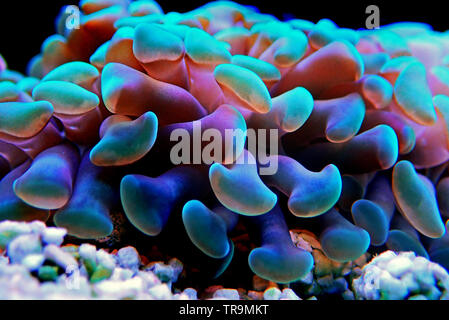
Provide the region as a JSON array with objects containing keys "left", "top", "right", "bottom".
[
  {"left": 42, "top": 61, "right": 100, "bottom": 87},
  {"left": 386, "top": 230, "right": 429, "bottom": 258},
  {"left": 121, "top": 174, "right": 169, "bottom": 236},
  {"left": 90, "top": 111, "right": 158, "bottom": 166},
  {"left": 182, "top": 200, "right": 231, "bottom": 259},
  {"left": 231, "top": 55, "right": 281, "bottom": 87},
  {"left": 321, "top": 93, "right": 366, "bottom": 143},
  {"left": 185, "top": 27, "right": 232, "bottom": 65},
  {"left": 0, "top": 161, "right": 49, "bottom": 222},
  {"left": 274, "top": 40, "right": 364, "bottom": 96},
  {"left": 271, "top": 87, "right": 314, "bottom": 132},
  {"left": 247, "top": 206, "right": 313, "bottom": 283},
  {"left": 121, "top": 166, "right": 208, "bottom": 236},
  {"left": 53, "top": 153, "right": 114, "bottom": 239},
  {"left": 394, "top": 62, "right": 437, "bottom": 125},
  {"left": 0, "top": 101, "right": 54, "bottom": 138},
  {"left": 264, "top": 155, "right": 341, "bottom": 217},
  {"left": 13, "top": 143, "right": 79, "bottom": 210},
  {"left": 32, "top": 80, "right": 99, "bottom": 115},
  {"left": 214, "top": 63, "right": 272, "bottom": 113},
  {"left": 209, "top": 150, "right": 277, "bottom": 216},
  {"left": 133, "top": 23, "right": 184, "bottom": 63},
  {"left": 101, "top": 62, "right": 206, "bottom": 122},
  {"left": 351, "top": 199, "right": 390, "bottom": 246},
  {"left": 320, "top": 209, "right": 370, "bottom": 262},
  {"left": 392, "top": 160, "right": 445, "bottom": 238}
]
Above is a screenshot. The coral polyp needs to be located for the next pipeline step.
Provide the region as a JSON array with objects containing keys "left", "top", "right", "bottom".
[{"left": 2, "top": 0, "right": 449, "bottom": 299}]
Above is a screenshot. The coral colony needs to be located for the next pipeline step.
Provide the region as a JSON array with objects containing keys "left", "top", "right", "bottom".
[{"left": 2, "top": 0, "right": 449, "bottom": 300}]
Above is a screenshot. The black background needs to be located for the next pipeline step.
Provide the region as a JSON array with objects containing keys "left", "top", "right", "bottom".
[
  {"left": 0, "top": 0, "right": 447, "bottom": 73},
  {"left": 0, "top": 0, "right": 447, "bottom": 309}
]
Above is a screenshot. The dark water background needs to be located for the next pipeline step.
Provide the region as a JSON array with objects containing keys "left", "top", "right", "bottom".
[{"left": 0, "top": 0, "right": 446, "bottom": 74}]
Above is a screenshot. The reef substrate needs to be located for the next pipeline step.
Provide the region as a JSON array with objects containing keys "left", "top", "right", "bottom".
[{"left": 2, "top": 0, "right": 449, "bottom": 300}]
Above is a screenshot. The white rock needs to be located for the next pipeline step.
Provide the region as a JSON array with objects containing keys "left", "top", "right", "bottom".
[
  {"left": 148, "top": 262, "right": 176, "bottom": 283},
  {"left": 7, "top": 234, "right": 42, "bottom": 264},
  {"left": 379, "top": 270, "right": 408, "bottom": 300},
  {"left": 110, "top": 267, "right": 134, "bottom": 281},
  {"left": 95, "top": 277, "right": 144, "bottom": 299},
  {"left": 117, "top": 246, "right": 140, "bottom": 272},
  {"left": 96, "top": 249, "right": 116, "bottom": 270},
  {"left": 371, "top": 251, "right": 397, "bottom": 266},
  {"left": 432, "top": 263, "right": 449, "bottom": 283},
  {"left": 168, "top": 258, "right": 183, "bottom": 282},
  {"left": 399, "top": 272, "right": 419, "bottom": 293},
  {"left": 182, "top": 288, "right": 198, "bottom": 300},
  {"left": 148, "top": 283, "right": 173, "bottom": 300},
  {"left": 174, "top": 293, "right": 189, "bottom": 300},
  {"left": 57, "top": 273, "right": 91, "bottom": 297},
  {"left": 0, "top": 256, "right": 9, "bottom": 266},
  {"left": 29, "top": 221, "right": 47, "bottom": 235},
  {"left": 21, "top": 254, "right": 45, "bottom": 271},
  {"left": 137, "top": 270, "right": 161, "bottom": 289},
  {"left": 213, "top": 288, "right": 240, "bottom": 300},
  {"left": 263, "top": 287, "right": 282, "bottom": 300},
  {"left": 386, "top": 256, "right": 413, "bottom": 277},
  {"left": 0, "top": 264, "right": 41, "bottom": 299},
  {"left": 280, "top": 288, "right": 301, "bottom": 300},
  {"left": 44, "top": 244, "right": 78, "bottom": 270},
  {"left": 78, "top": 243, "right": 97, "bottom": 262},
  {"left": 0, "top": 221, "right": 31, "bottom": 238},
  {"left": 42, "top": 227, "right": 67, "bottom": 246},
  {"left": 79, "top": 264, "right": 89, "bottom": 278}
]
